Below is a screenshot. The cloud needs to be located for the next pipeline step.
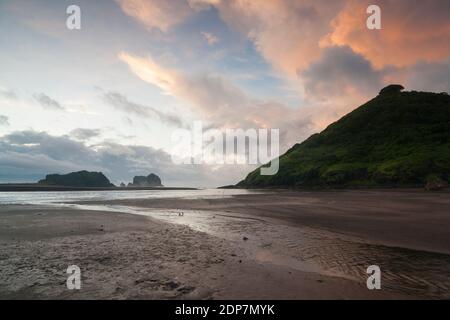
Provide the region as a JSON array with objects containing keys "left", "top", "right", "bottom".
[
  {"left": 70, "top": 128, "right": 102, "bottom": 141},
  {"left": 33, "top": 93, "right": 64, "bottom": 110},
  {"left": 201, "top": 31, "right": 219, "bottom": 45},
  {"left": 0, "top": 115, "right": 9, "bottom": 126},
  {"left": 101, "top": 90, "right": 183, "bottom": 127},
  {"left": 119, "top": 47, "right": 450, "bottom": 145},
  {"left": 210, "top": 0, "right": 450, "bottom": 75},
  {"left": 188, "top": 0, "right": 221, "bottom": 10},
  {"left": 118, "top": 51, "right": 314, "bottom": 149},
  {"left": 116, "top": 0, "right": 219, "bottom": 32},
  {"left": 116, "top": 0, "right": 194, "bottom": 32},
  {"left": 0, "top": 87, "right": 17, "bottom": 100},
  {"left": 115, "top": 1, "right": 450, "bottom": 132},
  {"left": 0, "top": 130, "right": 254, "bottom": 187},
  {"left": 211, "top": 0, "right": 346, "bottom": 76},
  {"left": 115, "top": 0, "right": 450, "bottom": 90},
  {"left": 300, "top": 45, "right": 382, "bottom": 98},
  {"left": 118, "top": 51, "right": 248, "bottom": 124},
  {"left": 401, "top": 59, "right": 450, "bottom": 94},
  {"left": 324, "top": 0, "right": 450, "bottom": 68},
  {"left": 114, "top": 0, "right": 384, "bottom": 132}
]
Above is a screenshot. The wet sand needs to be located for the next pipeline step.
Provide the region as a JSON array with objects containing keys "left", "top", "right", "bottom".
[
  {"left": 1, "top": 189, "right": 449, "bottom": 299},
  {"left": 85, "top": 189, "right": 450, "bottom": 254}
]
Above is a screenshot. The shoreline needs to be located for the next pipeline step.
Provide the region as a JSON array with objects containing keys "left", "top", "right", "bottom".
[{"left": 0, "top": 184, "right": 197, "bottom": 192}]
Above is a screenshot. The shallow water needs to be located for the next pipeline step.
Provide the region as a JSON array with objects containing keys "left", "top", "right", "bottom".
[{"left": 0, "top": 189, "right": 263, "bottom": 205}]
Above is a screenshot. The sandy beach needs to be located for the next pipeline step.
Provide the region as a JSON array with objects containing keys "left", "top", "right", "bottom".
[{"left": 1, "top": 189, "right": 449, "bottom": 299}]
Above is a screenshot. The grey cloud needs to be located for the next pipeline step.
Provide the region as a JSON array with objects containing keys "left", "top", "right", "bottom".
[
  {"left": 0, "top": 131, "right": 100, "bottom": 183},
  {"left": 402, "top": 59, "right": 450, "bottom": 94},
  {"left": 70, "top": 128, "right": 102, "bottom": 140},
  {"left": 33, "top": 93, "right": 65, "bottom": 110},
  {"left": 0, "top": 88, "right": 17, "bottom": 100},
  {"left": 300, "top": 45, "right": 450, "bottom": 102},
  {"left": 0, "top": 130, "right": 249, "bottom": 187},
  {"left": 0, "top": 115, "right": 9, "bottom": 126},
  {"left": 299, "top": 45, "right": 382, "bottom": 98},
  {"left": 102, "top": 91, "right": 183, "bottom": 127}
]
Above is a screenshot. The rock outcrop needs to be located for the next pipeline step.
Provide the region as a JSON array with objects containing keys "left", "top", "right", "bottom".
[
  {"left": 38, "top": 171, "right": 114, "bottom": 187},
  {"left": 128, "top": 173, "right": 163, "bottom": 187}
]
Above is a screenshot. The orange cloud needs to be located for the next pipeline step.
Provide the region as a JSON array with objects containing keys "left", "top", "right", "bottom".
[
  {"left": 119, "top": 51, "right": 318, "bottom": 148},
  {"left": 324, "top": 0, "right": 450, "bottom": 68},
  {"left": 214, "top": 0, "right": 346, "bottom": 76},
  {"left": 116, "top": 0, "right": 450, "bottom": 75},
  {"left": 116, "top": 0, "right": 193, "bottom": 32},
  {"left": 117, "top": 1, "right": 450, "bottom": 149},
  {"left": 116, "top": 0, "right": 220, "bottom": 32}
]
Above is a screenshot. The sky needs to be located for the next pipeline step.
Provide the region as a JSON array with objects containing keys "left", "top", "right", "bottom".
[{"left": 0, "top": 0, "right": 450, "bottom": 187}]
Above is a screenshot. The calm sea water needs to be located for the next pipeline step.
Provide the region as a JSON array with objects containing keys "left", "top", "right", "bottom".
[{"left": 0, "top": 189, "right": 262, "bottom": 205}]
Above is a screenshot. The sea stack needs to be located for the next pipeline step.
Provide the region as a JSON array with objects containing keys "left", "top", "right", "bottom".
[{"left": 128, "top": 173, "right": 163, "bottom": 187}]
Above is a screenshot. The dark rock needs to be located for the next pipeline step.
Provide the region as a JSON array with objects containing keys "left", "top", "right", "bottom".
[{"left": 379, "top": 84, "right": 404, "bottom": 95}]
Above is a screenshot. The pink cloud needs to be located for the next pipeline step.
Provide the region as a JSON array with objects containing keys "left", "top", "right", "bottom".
[
  {"left": 116, "top": 0, "right": 194, "bottom": 32},
  {"left": 119, "top": 51, "right": 316, "bottom": 149},
  {"left": 324, "top": 0, "right": 450, "bottom": 68}
]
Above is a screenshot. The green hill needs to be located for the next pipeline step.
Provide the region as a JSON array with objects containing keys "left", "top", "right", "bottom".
[{"left": 238, "top": 86, "right": 450, "bottom": 189}]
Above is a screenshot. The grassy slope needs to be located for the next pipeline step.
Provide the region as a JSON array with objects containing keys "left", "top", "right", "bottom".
[{"left": 238, "top": 91, "right": 450, "bottom": 188}]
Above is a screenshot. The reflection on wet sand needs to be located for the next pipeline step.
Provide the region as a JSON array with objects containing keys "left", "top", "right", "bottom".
[
  {"left": 67, "top": 203, "right": 450, "bottom": 299},
  {"left": 1, "top": 189, "right": 449, "bottom": 299}
]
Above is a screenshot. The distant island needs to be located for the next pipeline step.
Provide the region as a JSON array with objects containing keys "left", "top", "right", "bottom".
[
  {"left": 39, "top": 171, "right": 114, "bottom": 188},
  {"left": 126, "top": 173, "right": 163, "bottom": 187},
  {"left": 237, "top": 85, "right": 450, "bottom": 190},
  {"left": 0, "top": 171, "right": 195, "bottom": 191}
]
